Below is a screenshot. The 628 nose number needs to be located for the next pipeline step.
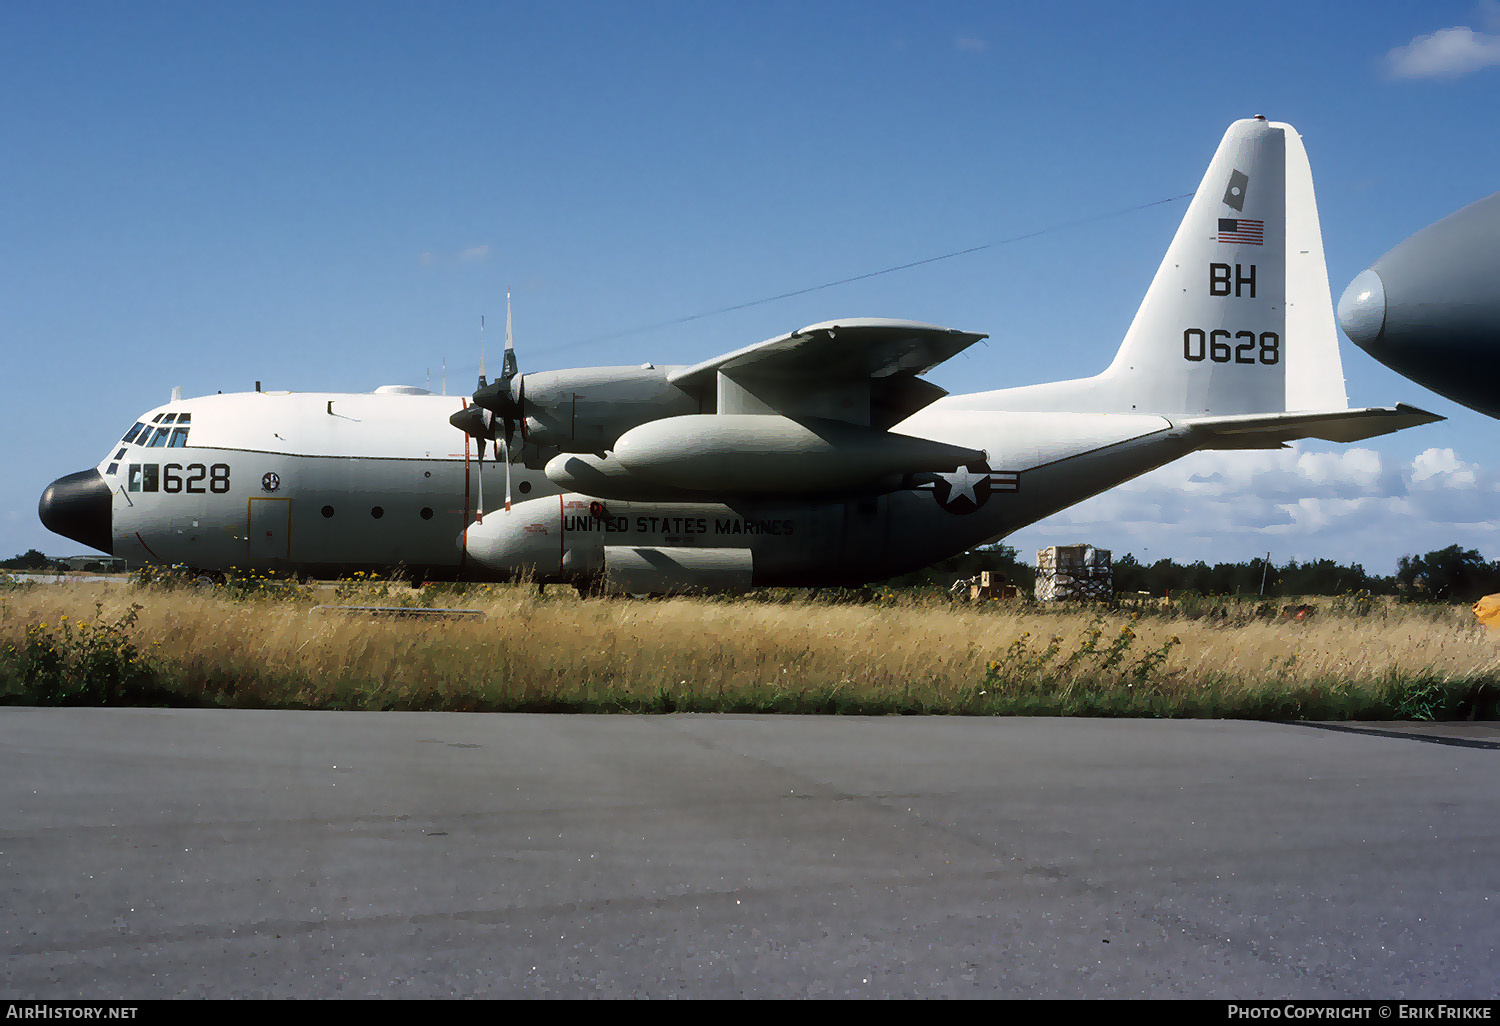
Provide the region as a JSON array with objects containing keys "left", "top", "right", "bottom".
[{"left": 1183, "top": 329, "right": 1280, "bottom": 365}]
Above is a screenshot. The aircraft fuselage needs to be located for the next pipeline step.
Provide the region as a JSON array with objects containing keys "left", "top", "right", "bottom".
[{"left": 43, "top": 388, "right": 559, "bottom": 581}]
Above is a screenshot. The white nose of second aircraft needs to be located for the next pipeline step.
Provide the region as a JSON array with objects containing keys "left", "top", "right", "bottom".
[
  {"left": 462, "top": 505, "right": 558, "bottom": 576},
  {"left": 1337, "top": 268, "right": 1386, "bottom": 347}
]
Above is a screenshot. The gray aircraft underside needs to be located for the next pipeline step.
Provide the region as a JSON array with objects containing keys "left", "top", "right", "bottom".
[{"left": 40, "top": 118, "right": 1442, "bottom": 593}]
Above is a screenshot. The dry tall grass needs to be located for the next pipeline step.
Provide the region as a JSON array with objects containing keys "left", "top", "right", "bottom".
[{"left": 3, "top": 580, "right": 1498, "bottom": 717}]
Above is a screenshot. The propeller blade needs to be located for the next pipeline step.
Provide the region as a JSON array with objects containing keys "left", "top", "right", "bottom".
[
  {"left": 502, "top": 434, "right": 513, "bottom": 511},
  {"left": 502, "top": 289, "right": 518, "bottom": 381},
  {"left": 474, "top": 292, "right": 522, "bottom": 423}
]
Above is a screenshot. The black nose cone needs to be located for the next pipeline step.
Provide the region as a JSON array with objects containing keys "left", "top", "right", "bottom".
[{"left": 39, "top": 470, "right": 113, "bottom": 554}]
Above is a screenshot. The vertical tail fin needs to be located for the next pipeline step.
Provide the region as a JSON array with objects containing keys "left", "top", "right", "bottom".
[
  {"left": 962, "top": 118, "right": 1349, "bottom": 416},
  {"left": 1102, "top": 117, "right": 1347, "bottom": 415}
]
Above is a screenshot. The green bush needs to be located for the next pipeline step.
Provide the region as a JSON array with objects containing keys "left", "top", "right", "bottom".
[{"left": 3, "top": 603, "right": 162, "bottom": 705}]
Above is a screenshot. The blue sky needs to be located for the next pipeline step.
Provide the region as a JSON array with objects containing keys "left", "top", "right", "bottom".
[{"left": 5, "top": 1, "right": 1500, "bottom": 573}]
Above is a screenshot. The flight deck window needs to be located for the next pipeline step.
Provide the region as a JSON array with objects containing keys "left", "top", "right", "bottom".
[
  {"left": 177, "top": 413, "right": 191, "bottom": 423},
  {"left": 142, "top": 465, "right": 158, "bottom": 491},
  {"left": 128, "top": 465, "right": 141, "bottom": 491},
  {"left": 162, "top": 413, "right": 177, "bottom": 423},
  {"left": 106, "top": 463, "right": 119, "bottom": 476},
  {"left": 122, "top": 423, "right": 146, "bottom": 444},
  {"left": 169, "top": 428, "right": 189, "bottom": 447},
  {"left": 147, "top": 427, "right": 170, "bottom": 447}
]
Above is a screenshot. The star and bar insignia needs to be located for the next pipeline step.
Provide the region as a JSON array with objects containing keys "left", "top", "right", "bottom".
[{"left": 916, "top": 462, "right": 1020, "bottom": 515}]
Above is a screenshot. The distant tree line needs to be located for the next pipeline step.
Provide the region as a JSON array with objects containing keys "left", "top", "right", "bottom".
[
  {"left": 883, "top": 543, "right": 1500, "bottom": 603},
  {"left": 1, "top": 549, "right": 57, "bottom": 571},
  {"left": 9, "top": 542, "right": 1500, "bottom": 601}
]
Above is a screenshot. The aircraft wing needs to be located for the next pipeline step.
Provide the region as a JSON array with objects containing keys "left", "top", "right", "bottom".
[
  {"left": 668, "top": 318, "right": 986, "bottom": 386},
  {"left": 667, "top": 318, "right": 986, "bottom": 428},
  {"left": 1181, "top": 404, "right": 1443, "bottom": 448}
]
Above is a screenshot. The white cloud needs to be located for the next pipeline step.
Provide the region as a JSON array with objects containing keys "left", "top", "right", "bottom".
[
  {"left": 1412, "top": 447, "right": 1478, "bottom": 485},
  {"left": 1386, "top": 26, "right": 1500, "bottom": 78},
  {"left": 418, "top": 244, "right": 491, "bottom": 266},
  {"left": 1005, "top": 444, "right": 1500, "bottom": 570}
]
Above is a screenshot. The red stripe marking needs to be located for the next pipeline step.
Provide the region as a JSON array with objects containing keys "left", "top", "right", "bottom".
[{"left": 135, "top": 532, "right": 162, "bottom": 562}]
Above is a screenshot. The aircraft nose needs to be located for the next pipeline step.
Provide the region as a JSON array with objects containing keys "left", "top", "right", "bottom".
[
  {"left": 1337, "top": 268, "right": 1386, "bottom": 347},
  {"left": 38, "top": 469, "right": 113, "bottom": 554}
]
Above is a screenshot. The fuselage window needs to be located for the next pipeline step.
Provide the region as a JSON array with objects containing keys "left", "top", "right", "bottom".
[
  {"left": 146, "top": 427, "right": 170, "bottom": 447},
  {"left": 122, "top": 423, "right": 146, "bottom": 444},
  {"left": 168, "top": 428, "right": 189, "bottom": 447}
]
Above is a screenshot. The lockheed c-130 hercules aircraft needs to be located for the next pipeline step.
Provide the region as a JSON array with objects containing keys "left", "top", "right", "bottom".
[{"left": 40, "top": 117, "right": 1441, "bottom": 593}]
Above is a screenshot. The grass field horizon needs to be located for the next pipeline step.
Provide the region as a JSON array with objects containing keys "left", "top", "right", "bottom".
[{"left": 3, "top": 576, "right": 1498, "bottom": 720}]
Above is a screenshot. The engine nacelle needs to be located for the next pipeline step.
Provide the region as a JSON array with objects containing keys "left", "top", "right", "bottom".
[{"left": 519, "top": 365, "right": 700, "bottom": 451}]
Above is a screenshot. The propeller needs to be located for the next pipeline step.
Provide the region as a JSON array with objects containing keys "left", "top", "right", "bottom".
[
  {"left": 448, "top": 294, "right": 522, "bottom": 517},
  {"left": 472, "top": 290, "right": 523, "bottom": 451}
]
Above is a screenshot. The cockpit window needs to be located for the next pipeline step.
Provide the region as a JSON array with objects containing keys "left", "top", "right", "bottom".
[
  {"left": 146, "top": 427, "right": 171, "bottom": 447},
  {"left": 122, "top": 423, "right": 146, "bottom": 444},
  {"left": 151, "top": 413, "right": 165, "bottom": 423},
  {"left": 162, "top": 413, "right": 177, "bottom": 423},
  {"left": 168, "top": 428, "right": 190, "bottom": 447},
  {"left": 177, "top": 413, "right": 191, "bottom": 424}
]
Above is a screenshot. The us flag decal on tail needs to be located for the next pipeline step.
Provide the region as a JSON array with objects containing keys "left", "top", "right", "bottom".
[{"left": 1218, "top": 218, "right": 1264, "bottom": 245}]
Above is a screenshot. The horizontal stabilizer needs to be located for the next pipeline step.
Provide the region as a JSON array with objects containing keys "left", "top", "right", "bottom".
[{"left": 1182, "top": 404, "right": 1442, "bottom": 448}]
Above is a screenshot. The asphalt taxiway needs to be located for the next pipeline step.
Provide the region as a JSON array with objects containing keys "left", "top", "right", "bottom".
[{"left": 2, "top": 710, "right": 1496, "bottom": 998}]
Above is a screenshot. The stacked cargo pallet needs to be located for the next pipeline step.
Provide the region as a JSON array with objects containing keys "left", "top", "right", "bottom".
[{"left": 1035, "top": 545, "right": 1112, "bottom": 601}]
